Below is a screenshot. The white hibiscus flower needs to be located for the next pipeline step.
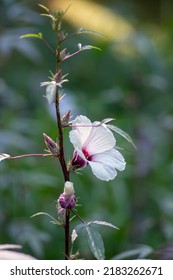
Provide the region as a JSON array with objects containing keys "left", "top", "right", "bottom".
[{"left": 69, "top": 115, "right": 126, "bottom": 181}]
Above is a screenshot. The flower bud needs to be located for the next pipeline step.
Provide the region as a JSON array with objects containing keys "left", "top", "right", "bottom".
[
  {"left": 64, "top": 181, "right": 74, "bottom": 198},
  {"left": 58, "top": 181, "right": 76, "bottom": 209},
  {"left": 59, "top": 193, "right": 76, "bottom": 209},
  {"left": 56, "top": 200, "right": 66, "bottom": 226},
  {"left": 43, "top": 133, "right": 59, "bottom": 157},
  {"left": 61, "top": 110, "right": 71, "bottom": 127}
]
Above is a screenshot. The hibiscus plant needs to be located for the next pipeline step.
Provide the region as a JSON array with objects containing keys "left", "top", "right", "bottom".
[{"left": 0, "top": 4, "right": 134, "bottom": 260}]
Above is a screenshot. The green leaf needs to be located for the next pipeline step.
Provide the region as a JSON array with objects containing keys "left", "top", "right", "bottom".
[
  {"left": 40, "top": 14, "right": 54, "bottom": 19},
  {"left": 77, "top": 28, "right": 104, "bottom": 38},
  {"left": 38, "top": 4, "right": 50, "bottom": 13},
  {"left": 100, "top": 118, "right": 115, "bottom": 124},
  {"left": 88, "top": 221, "right": 119, "bottom": 230},
  {"left": 30, "top": 212, "right": 60, "bottom": 225},
  {"left": 73, "top": 223, "right": 86, "bottom": 234},
  {"left": 71, "top": 223, "right": 86, "bottom": 244},
  {"left": 20, "top": 33, "right": 43, "bottom": 39},
  {"left": 86, "top": 225, "right": 105, "bottom": 260},
  {"left": 78, "top": 43, "right": 101, "bottom": 52},
  {"left": 107, "top": 124, "right": 136, "bottom": 149}
]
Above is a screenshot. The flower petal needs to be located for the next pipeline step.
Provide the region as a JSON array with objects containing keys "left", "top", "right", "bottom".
[
  {"left": 73, "top": 115, "right": 92, "bottom": 142},
  {"left": 91, "top": 149, "right": 126, "bottom": 171},
  {"left": 69, "top": 129, "right": 82, "bottom": 150},
  {"left": 88, "top": 161, "right": 117, "bottom": 181},
  {"left": 70, "top": 115, "right": 92, "bottom": 148},
  {"left": 84, "top": 125, "right": 115, "bottom": 155}
]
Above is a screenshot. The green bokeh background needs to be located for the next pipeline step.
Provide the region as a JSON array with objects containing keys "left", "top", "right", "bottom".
[{"left": 1, "top": 0, "right": 173, "bottom": 259}]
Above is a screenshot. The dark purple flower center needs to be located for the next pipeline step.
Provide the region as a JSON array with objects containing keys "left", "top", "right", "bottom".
[
  {"left": 71, "top": 148, "right": 93, "bottom": 170},
  {"left": 71, "top": 151, "right": 87, "bottom": 168}
]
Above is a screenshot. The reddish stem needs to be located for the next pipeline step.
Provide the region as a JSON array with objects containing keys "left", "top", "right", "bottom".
[{"left": 10, "top": 153, "right": 51, "bottom": 160}]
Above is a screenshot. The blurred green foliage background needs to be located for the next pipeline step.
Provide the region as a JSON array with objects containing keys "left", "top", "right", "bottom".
[{"left": 1, "top": 0, "right": 173, "bottom": 259}]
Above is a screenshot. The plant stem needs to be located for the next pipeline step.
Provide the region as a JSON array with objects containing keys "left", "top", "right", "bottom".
[
  {"left": 55, "top": 82, "right": 70, "bottom": 260},
  {"left": 65, "top": 209, "right": 70, "bottom": 259},
  {"left": 55, "top": 19, "right": 70, "bottom": 260},
  {"left": 55, "top": 95, "right": 69, "bottom": 181},
  {"left": 10, "top": 153, "right": 51, "bottom": 160}
]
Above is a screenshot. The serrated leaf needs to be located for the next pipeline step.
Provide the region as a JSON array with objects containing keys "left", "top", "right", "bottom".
[
  {"left": 30, "top": 212, "right": 59, "bottom": 224},
  {"left": 107, "top": 124, "right": 136, "bottom": 149},
  {"left": 0, "top": 153, "right": 11, "bottom": 162},
  {"left": 86, "top": 225, "right": 105, "bottom": 260},
  {"left": 88, "top": 221, "right": 119, "bottom": 230},
  {"left": 20, "top": 33, "right": 43, "bottom": 39}
]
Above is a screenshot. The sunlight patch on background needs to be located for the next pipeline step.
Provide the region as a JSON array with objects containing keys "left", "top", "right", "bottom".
[{"left": 48, "top": 0, "right": 134, "bottom": 41}]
